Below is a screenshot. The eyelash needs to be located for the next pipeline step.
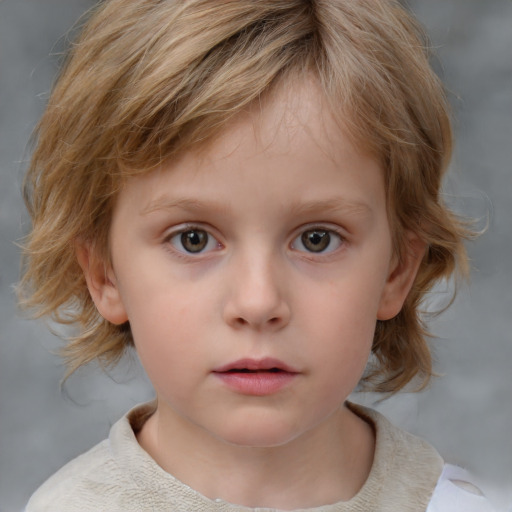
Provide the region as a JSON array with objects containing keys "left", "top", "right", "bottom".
[
  {"left": 163, "top": 224, "right": 346, "bottom": 257},
  {"left": 165, "top": 225, "right": 222, "bottom": 256},
  {"left": 290, "top": 226, "right": 345, "bottom": 255}
]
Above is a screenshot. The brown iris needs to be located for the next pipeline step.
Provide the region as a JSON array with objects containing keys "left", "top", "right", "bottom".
[
  {"left": 301, "top": 230, "right": 331, "bottom": 252},
  {"left": 181, "top": 230, "right": 208, "bottom": 253}
]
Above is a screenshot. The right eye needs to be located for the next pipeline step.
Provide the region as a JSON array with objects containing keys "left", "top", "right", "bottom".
[
  {"left": 291, "top": 227, "right": 344, "bottom": 254},
  {"left": 169, "top": 228, "right": 220, "bottom": 254}
]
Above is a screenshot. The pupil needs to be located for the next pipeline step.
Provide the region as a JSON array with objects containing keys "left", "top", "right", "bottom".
[
  {"left": 302, "top": 230, "right": 330, "bottom": 252},
  {"left": 181, "top": 230, "right": 207, "bottom": 253}
]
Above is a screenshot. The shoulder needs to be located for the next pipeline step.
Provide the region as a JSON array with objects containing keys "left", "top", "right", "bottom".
[
  {"left": 426, "top": 464, "right": 499, "bottom": 512},
  {"left": 349, "top": 402, "right": 444, "bottom": 475},
  {"left": 25, "top": 403, "right": 156, "bottom": 512},
  {"left": 349, "top": 403, "right": 500, "bottom": 512},
  {"left": 25, "top": 437, "right": 124, "bottom": 511},
  {"left": 347, "top": 402, "right": 444, "bottom": 512}
]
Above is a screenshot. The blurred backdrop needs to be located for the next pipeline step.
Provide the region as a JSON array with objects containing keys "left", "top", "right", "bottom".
[{"left": 0, "top": 1, "right": 511, "bottom": 510}]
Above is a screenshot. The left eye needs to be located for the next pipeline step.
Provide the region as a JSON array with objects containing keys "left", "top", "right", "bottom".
[
  {"left": 169, "top": 229, "right": 220, "bottom": 254},
  {"left": 291, "top": 228, "right": 343, "bottom": 254}
]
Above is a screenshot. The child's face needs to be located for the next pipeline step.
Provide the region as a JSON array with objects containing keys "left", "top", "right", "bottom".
[{"left": 90, "top": 80, "right": 418, "bottom": 448}]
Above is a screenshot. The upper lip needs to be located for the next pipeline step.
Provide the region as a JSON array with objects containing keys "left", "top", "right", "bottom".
[{"left": 212, "top": 357, "right": 299, "bottom": 373}]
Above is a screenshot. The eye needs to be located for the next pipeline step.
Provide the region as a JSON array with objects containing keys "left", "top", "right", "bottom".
[
  {"left": 169, "top": 228, "right": 220, "bottom": 254},
  {"left": 291, "top": 228, "right": 343, "bottom": 254}
]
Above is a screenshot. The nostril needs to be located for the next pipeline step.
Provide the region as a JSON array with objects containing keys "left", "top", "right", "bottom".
[{"left": 233, "top": 316, "right": 281, "bottom": 328}]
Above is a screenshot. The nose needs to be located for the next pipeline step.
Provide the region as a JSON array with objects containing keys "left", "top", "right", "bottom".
[{"left": 222, "top": 250, "right": 291, "bottom": 332}]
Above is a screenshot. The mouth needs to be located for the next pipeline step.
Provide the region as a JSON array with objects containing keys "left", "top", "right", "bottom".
[
  {"left": 212, "top": 357, "right": 299, "bottom": 374},
  {"left": 212, "top": 358, "right": 299, "bottom": 396},
  {"left": 225, "top": 368, "right": 283, "bottom": 373}
]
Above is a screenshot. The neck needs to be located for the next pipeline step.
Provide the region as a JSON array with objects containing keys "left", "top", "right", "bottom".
[{"left": 137, "top": 402, "right": 375, "bottom": 509}]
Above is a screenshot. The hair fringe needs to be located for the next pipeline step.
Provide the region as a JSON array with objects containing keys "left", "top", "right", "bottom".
[{"left": 19, "top": 0, "right": 478, "bottom": 391}]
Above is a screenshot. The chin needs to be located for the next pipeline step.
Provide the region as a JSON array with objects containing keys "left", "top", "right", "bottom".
[{"left": 213, "top": 416, "right": 306, "bottom": 449}]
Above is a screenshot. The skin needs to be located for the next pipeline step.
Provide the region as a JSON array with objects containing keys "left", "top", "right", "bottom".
[{"left": 78, "top": 78, "right": 424, "bottom": 509}]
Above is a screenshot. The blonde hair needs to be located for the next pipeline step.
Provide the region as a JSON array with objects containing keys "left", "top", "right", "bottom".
[{"left": 19, "top": 0, "right": 472, "bottom": 391}]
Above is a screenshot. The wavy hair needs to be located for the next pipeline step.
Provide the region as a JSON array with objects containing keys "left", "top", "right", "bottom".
[{"left": 19, "top": 0, "right": 472, "bottom": 390}]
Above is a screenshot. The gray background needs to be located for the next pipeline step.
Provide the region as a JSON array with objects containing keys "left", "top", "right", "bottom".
[{"left": 0, "top": 1, "right": 511, "bottom": 510}]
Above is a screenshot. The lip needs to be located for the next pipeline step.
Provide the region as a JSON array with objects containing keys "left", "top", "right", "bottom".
[{"left": 212, "top": 358, "right": 300, "bottom": 396}]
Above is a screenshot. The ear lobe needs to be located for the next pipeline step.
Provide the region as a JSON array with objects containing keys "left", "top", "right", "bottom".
[
  {"left": 75, "top": 243, "right": 128, "bottom": 325},
  {"left": 377, "top": 233, "right": 426, "bottom": 321}
]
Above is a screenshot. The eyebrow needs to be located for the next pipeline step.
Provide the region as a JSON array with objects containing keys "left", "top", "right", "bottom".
[
  {"left": 141, "top": 195, "right": 373, "bottom": 219},
  {"left": 141, "top": 197, "right": 231, "bottom": 216},
  {"left": 287, "top": 198, "right": 373, "bottom": 219}
]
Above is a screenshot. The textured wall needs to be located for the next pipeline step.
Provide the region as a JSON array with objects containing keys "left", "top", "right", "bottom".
[{"left": 0, "top": 1, "right": 511, "bottom": 510}]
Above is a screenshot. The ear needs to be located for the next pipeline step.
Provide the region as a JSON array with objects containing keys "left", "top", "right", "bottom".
[
  {"left": 377, "top": 233, "right": 426, "bottom": 321},
  {"left": 75, "top": 242, "right": 128, "bottom": 325}
]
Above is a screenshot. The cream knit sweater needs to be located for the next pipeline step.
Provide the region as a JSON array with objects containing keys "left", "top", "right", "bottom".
[{"left": 26, "top": 402, "right": 445, "bottom": 512}]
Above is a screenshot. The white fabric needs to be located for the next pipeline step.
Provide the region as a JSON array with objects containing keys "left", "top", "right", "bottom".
[
  {"left": 26, "top": 402, "right": 444, "bottom": 511},
  {"left": 27, "top": 403, "right": 500, "bottom": 511},
  {"left": 427, "top": 464, "right": 498, "bottom": 512}
]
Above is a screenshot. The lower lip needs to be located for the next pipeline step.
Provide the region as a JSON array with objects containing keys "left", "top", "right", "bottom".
[{"left": 214, "top": 371, "right": 297, "bottom": 396}]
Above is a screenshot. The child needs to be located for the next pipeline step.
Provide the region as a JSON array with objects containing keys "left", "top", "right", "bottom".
[{"left": 19, "top": 0, "right": 497, "bottom": 510}]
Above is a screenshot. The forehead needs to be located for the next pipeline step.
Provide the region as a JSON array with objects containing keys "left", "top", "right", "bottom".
[
  {"left": 190, "top": 76, "right": 363, "bottom": 171},
  {"left": 112, "top": 77, "right": 386, "bottom": 226}
]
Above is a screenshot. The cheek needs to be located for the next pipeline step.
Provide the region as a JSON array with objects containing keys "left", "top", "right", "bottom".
[
  {"left": 129, "top": 292, "right": 199, "bottom": 354},
  {"left": 303, "top": 278, "right": 382, "bottom": 341},
  {"left": 294, "top": 277, "right": 381, "bottom": 383},
  {"left": 315, "top": 322, "right": 373, "bottom": 383},
  {"left": 124, "top": 278, "right": 215, "bottom": 378},
  {"left": 131, "top": 314, "right": 198, "bottom": 408}
]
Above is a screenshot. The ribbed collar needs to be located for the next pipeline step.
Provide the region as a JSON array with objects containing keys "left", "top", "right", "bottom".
[{"left": 108, "top": 401, "right": 443, "bottom": 511}]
